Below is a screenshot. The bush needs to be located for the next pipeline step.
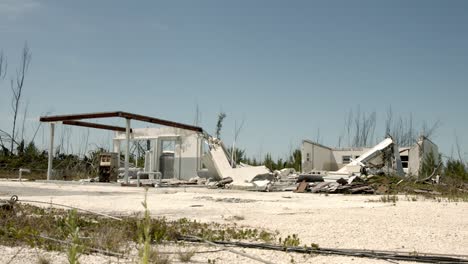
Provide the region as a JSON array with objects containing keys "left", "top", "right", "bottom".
[{"left": 444, "top": 159, "right": 468, "bottom": 183}]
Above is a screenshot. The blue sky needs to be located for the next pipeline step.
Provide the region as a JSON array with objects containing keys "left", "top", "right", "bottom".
[{"left": 0, "top": 0, "right": 467, "bottom": 160}]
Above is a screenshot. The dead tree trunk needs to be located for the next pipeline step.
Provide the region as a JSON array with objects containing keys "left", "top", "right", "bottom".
[
  {"left": 0, "top": 50, "right": 6, "bottom": 80},
  {"left": 10, "top": 43, "right": 31, "bottom": 154}
]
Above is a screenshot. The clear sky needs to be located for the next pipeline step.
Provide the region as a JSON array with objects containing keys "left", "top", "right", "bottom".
[{"left": 0, "top": 0, "right": 467, "bottom": 160}]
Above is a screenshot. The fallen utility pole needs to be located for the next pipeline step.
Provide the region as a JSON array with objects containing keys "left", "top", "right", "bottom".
[{"left": 178, "top": 236, "right": 468, "bottom": 263}]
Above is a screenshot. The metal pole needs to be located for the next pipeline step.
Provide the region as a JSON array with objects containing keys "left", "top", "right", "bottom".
[
  {"left": 47, "top": 123, "right": 55, "bottom": 180},
  {"left": 124, "top": 118, "right": 130, "bottom": 184}
]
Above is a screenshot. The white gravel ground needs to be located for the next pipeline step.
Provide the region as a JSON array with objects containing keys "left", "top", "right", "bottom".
[{"left": 0, "top": 180, "right": 467, "bottom": 263}]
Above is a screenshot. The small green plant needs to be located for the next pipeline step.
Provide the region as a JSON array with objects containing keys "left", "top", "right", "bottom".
[
  {"left": 65, "top": 209, "right": 83, "bottom": 264},
  {"left": 0, "top": 203, "right": 279, "bottom": 262},
  {"left": 177, "top": 249, "right": 196, "bottom": 262},
  {"left": 259, "top": 230, "right": 274, "bottom": 242},
  {"left": 147, "top": 247, "right": 170, "bottom": 264},
  {"left": 37, "top": 256, "right": 51, "bottom": 264},
  {"left": 380, "top": 195, "right": 398, "bottom": 203},
  {"left": 280, "top": 234, "right": 300, "bottom": 248},
  {"left": 139, "top": 189, "right": 153, "bottom": 264}
]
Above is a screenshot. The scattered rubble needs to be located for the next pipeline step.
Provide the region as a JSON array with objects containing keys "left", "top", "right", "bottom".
[
  {"left": 195, "top": 196, "right": 256, "bottom": 203},
  {"left": 0, "top": 195, "right": 17, "bottom": 210}
]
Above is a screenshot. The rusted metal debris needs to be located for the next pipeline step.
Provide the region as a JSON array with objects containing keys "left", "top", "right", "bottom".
[{"left": 294, "top": 181, "right": 308, "bottom": 193}]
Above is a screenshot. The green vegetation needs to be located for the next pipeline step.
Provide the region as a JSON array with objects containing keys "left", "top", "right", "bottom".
[
  {"left": 36, "top": 256, "right": 51, "bottom": 264},
  {"left": 419, "top": 151, "right": 442, "bottom": 179},
  {"left": 139, "top": 191, "right": 152, "bottom": 264},
  {"left": 367, "top": 175, "right": 468, "bottom": 201},
  {"left": 279, "top": 234, "right": 301, "bottom": 248},
  {"left": 177, "top": 249, "right": 196, "bottom": 262},
  {"left": 215, "top": 112, "right": 227, "bottom": 139},
  {"left": 380, "top": 195, "right": 398, "bottom": 203},
  {"left": 227, "top": 147, "right": 302, "bottom": 172},
  {"left": 444, "top": 159, "right": 468, "bottom": 183},
  {"left": 0, "top": 203, "right": 281, "bottom": 262},
  {"left": 65, "top": 209, "right": 83, "bottom": 264}
]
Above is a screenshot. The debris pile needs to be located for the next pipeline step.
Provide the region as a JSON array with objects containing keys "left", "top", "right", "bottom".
[{"left": 0, "top": 195, "right": 18, "bottom": 211}]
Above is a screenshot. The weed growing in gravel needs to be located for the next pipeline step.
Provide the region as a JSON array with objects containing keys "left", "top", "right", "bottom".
[
  {"left": 177, "top": 248, "right": 196, "bottom": 262},
  {"left": 36, "top": 255, "right": 51, "bottom": 264},
  {"left": 65, "top": 209, "right": 83, "bottom": 264},
  {"left": 380, "top": 195, "right": 398, "bottom": 203},
  {"left": 139, "top": 190, "right": 153, "bottom": 264},
  {"left": 148, "top": 247, "right": 171, "bottom": 264},
  {"left": 2, "top": 199, "right": 313, "bottom": 263},
  {"left": 279, "top": 234, "right": 300, "bottom": 248},
  {"left": 404, "top": 195, "right": 419, "bottom": 202},
  {"left": 368, "top": 195, "right": 399, "bottom": 203}
]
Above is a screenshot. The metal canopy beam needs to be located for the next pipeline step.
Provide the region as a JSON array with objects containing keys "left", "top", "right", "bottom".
[
  {"left": 39, "top": 111, "right": 120, "bottom": 122},
  {"left": 39, "top": 111, "right": 205, "bottom": 183},
  {"left": 62, "top": 120, "right": 131, "bottom": 133},
  {"left": 39, "top": 111, "right": 203, "bottom": 133},
  {"left": 117, "top": 111, "right": 203, "bottom": 133}
]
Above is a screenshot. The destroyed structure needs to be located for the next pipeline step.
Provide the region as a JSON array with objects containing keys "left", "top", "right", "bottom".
[
  {"left": 247, "top": 136, "right": 440, "bottom": 193},
  {"left": 301, "top": 136, "right": 439, "bottom": 176},
  {"left": 38, "top": 111, "right": 439, "bottom": 192},
  {"left": 39, "top": 111, "right": 269, "bottom": 186},
  {"left": 113, "top": 127, "right": 204, "bottom": 181}
]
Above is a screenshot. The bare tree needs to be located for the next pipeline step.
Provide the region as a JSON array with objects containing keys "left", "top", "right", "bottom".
[
  {"left": 342, "top": 107, "right": 376, "bottom": 148},
  {"left": 20, "top": 101, "right": 29, "bottom": 143},
  {"left": 344, "top": 109, "right": 353, "bottom": 146},
  {"left": 0, "top": 51, "right": 7, "bottom": 151},
  {"left": 384, "top": 106, "right": 393, "bottom": 137},
  {"left": 10, "top": 43, "right": 31, "bottom": 153},
  {"left": 0, "top": 50, "right": 6, "bottom": 80},
  {"left": 421, "top": 120, "right": 440, "bottom": 139},
  {"left": 315, "top": 128, "right": 321, "bottom": 144},
  {"left": 384, "top": 106, "right": 439, "bottom": 147},
  {"left": 454, "top": 133, "right": 464, "bottom": 163},
  {"left": 193, "top": 103, "right": 201, "bottom": 126},
  {"left": 231, "top": 117, "right": 245, "bottom": 166},
  {"left": 352, "top": 109, "right": 376, "bottom": 147}
]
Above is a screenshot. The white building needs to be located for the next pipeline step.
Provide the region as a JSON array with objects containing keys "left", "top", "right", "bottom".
[
  {"left": 113, "top": 127, "right": 204, "bottom": 180},
  {"left": 113, "top": 127, "right": 269, "bottom": 184},
  {"left": 301, "top": 137, "right": 438, "bottom": 176}
]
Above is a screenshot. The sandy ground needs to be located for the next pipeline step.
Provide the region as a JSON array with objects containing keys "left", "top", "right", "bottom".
[{"left": 0, "top": 180, "right": 467, "bottom": 264}]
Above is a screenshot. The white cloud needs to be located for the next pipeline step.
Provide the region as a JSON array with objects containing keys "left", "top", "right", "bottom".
[{"left": 0, "top": 0, "right": 40, "bottom": 20}]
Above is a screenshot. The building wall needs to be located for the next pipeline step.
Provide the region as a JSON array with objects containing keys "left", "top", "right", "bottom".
[
  {"left": 301, "top": 140, "right": 336, "bottom": 172},
  {"left": 399, "top": 149, "right": 410, "bottom": 174},
  {"left": 114, "top": 127, "right": 202, "bottom": 180},
  {"left": 332, "top": 148, "right": 369, "bottom": 169},
  {"left": 408, "top": 137, "right": 439, "bottom": 176},
  {"left": 301, "top": 137, "right": 439, "bottom": 176},
  {"left": 174, "top": 134, "right": 202, "bottom": 180}
]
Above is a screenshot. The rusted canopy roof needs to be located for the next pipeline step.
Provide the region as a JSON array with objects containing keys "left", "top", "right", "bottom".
[{"left": 39, "top": 111, "right": 203, "bottom": 133}]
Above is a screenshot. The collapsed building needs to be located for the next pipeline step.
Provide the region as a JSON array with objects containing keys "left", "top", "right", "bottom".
[
  {"left": 301, "top": 136, "right": 439, "bottom": 177},
  {"left": 39, "top": 111, "right": 269, "bottom": 186},
  {"left": 113, "top": 127, "right": 269, "bottom": 185},
  {"left": 38, "top": 111, "right": 439, "bottom": 190}
]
